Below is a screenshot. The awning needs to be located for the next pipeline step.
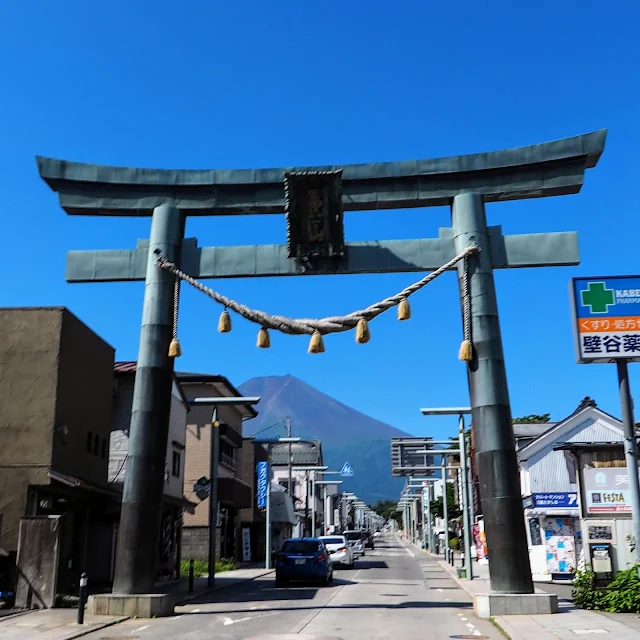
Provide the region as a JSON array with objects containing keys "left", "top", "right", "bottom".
[
  {"left": 270, "top": 482, "right": 297, "bottom": 525},
  {"left": 219, "top": 477, "right": 252, "bottom": 509}
]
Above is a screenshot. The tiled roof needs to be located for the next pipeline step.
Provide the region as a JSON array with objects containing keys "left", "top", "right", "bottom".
[{"left": 114, "top": 361, "right": 137, "bottom": 373}]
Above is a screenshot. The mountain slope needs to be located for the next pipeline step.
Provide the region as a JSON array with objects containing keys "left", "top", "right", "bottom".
[{"left": 239, "top": 375, "right": 409, "bottom": 504}]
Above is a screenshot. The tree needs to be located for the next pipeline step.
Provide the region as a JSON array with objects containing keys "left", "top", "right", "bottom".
[
  {"left": 513, "top": 413, "right": 551, "bottom": 424},
  {"left": 373, "top": 500, "right": 402, "bottom": 526},
  {"left": 429, "top": 482, "right": 461, "bottom": 520}
]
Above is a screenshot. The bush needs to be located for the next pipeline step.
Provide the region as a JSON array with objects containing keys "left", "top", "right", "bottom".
[
  {"left": 602, "top": 567, "right": 640, "bottom": 613},
  {"left": 180, "top": 557, "right": 237, "bottom": 578},
  {"left": 216, "top": 558, "right": 237, "bottom": 573},
  {"left": 573, "top": 566, "right": 640, "bottom": 613},
  {"left": 572, "top": 567, "right": 605, "bottom": 610}
]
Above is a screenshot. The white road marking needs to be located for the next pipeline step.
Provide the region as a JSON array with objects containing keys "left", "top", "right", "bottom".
[
  {"left": 405, "top": 548, "right": 415, "bottom": 557},
  {"left": 466, "top": 623, "right": 476, "bottom": 629},
  {"left": 170, "top": 615, "right": 181, "bottom": 620},
  {"left": 572, "top": 631, "right": 608, "bottom": 635},
  {"left": 473, "top": 631, "right": 482, "bottom": 636},
  {"left": 461, "top": 617, "right": 468, "bottom": 621},
  {"left": 136, "top": 625, "right": 149, "bottom": 631},
  {"left": 191, "top": 608, "right": 201, "bottom": 612},
  {"left": 224, "top": 616, "right": 253, "bottom": 626}
]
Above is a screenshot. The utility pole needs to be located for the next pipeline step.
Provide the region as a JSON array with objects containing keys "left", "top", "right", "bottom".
[
  {"left": 442, "top": 457, "right": 449, "bottom": 557},
  {"left": 459, "top": 417, "right": 473, "bottom": 579},
  {"left": 286, "top": 417, "right": 293, "bottom": 500}
]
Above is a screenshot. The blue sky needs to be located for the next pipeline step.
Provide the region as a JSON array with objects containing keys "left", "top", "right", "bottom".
[{"left": 2, "top": 2, "right": 639, "bottom": 441}]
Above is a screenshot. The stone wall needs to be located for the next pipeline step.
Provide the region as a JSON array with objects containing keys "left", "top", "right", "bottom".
[{"left": 181, "top": 526, "right": 220, "bottom": 563}]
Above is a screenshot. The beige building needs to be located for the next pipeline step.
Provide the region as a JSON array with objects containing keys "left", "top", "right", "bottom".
[
  {"left": 0, "top": 307, "right": 115, "bottom": 594},
  {"left": 178, "top": 373, "right": 257, "bottom": 563}
]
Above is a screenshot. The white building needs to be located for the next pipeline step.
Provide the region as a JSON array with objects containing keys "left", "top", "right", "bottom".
[{"left": 517, "top": 397, "right": 626, "bottom": 580}]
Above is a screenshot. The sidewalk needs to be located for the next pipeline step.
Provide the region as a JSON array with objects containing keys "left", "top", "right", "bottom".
[
  {"left": 416, "top": 544, "right": 640, "bottom": 640},
  {"left": 163, "top": 564, "right": 274, "bottom": 604},
  {"left": 0, "top": 565, "right": 273, "bottom": 639}
]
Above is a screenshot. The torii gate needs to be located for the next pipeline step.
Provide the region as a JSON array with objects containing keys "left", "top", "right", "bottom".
[{"left": 37, "top": 129, "right": 606, "bottom": 596}]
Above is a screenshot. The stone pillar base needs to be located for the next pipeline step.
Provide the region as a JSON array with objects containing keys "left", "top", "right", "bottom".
[
  {"left": 87, "top": 593, "right": 175, "bottom": 618},
  {"left": 474, "top": 592, "right": 558, "bottom": 618}
]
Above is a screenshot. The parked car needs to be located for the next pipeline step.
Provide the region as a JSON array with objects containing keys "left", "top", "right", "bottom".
[
  {"left": 373, "top": 530, "right": 382, "bottom": 538},
  {"left": 343, "top": 530, "right": 366, "bottom": 556},
  {"left": 363, "top": 531, "right": 375, "bottom": 550},
  {"left": 319, "top": 535, "right": 355, "bottom": 568},
  {"left": 275, "top": 538, "right": 334, "bottom": 587}
]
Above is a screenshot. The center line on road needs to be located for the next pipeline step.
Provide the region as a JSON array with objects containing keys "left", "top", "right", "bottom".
[{"left": 136, "top": 625, "right": 149, "bottom": 631}]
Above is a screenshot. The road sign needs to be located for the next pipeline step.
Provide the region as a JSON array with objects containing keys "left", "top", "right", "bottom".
[
  {"left": 571, "top": 276, "right": 640, "bottom": 364},
  {"left": 256, "top": 462, "right": 268, "bottom": 508},
  {"left": 340, "top": 462, "right": 354, "bottom": 477}
]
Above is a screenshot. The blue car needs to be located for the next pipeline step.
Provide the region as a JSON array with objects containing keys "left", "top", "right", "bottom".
[{"left": 275, "top": 538, "right": 334, "bottom": 587}]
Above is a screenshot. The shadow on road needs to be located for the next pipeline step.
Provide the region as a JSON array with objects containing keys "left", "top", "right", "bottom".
[
  {"left": 178, "top": 599, "right": 473, "bottom": 617},
  {"left": 354, "top": 561, "right": 389, "bottom": 569}
]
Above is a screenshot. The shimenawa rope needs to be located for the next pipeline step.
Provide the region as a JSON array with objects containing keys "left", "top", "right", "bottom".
[{"left": 161, "top": 244, "right": 477, "bottom": 358}]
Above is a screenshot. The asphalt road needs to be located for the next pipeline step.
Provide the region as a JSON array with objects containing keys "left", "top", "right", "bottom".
[{"left": 83, "top": 535, "right": 503, "bottom": 639}]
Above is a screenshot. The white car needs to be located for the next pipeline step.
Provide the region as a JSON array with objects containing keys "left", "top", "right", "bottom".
[{"left": 319, "top": 535, "right": 355, "bottom": 568}]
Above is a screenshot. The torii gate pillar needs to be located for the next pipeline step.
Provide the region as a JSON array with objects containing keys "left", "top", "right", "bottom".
[
  {"left": 113, "top": 204, "right": 185, "bottom": 594},
  {"left": 453, "top": 193, "right": 533, "bottom": 593}
]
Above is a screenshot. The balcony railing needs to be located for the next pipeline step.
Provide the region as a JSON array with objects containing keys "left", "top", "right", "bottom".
[{"left": 220, "top": 453, "right": 237, "bottom": 472}]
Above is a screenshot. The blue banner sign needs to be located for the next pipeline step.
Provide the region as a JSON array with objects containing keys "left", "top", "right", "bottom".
[
  {"left": 531, "top": 492, "right": 578, "bottom": 508},
  {"left": 257, "top": 461, "right": 268, "bottom": 508}
]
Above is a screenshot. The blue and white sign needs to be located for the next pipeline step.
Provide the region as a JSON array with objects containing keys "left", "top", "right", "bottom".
[
  {"left": 571, "top": 276, "right": 640, "bottom": 364},
  {"left": 531, "top": 492, "right": 578, "bottom": 508},
  {"left": 340, "top": 461, "right": 354, "bottom": 477},
  {"left": 256, "top": 461, "right": 268, "bottom": 508}
]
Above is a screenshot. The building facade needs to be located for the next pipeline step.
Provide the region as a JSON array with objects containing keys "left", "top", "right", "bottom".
[
  {"left": 0, "top": 307, "right": 116, "bottom": 597},
  {"left": 517, "top": 398, "right": 627, "bottom": 580},
  {"left": 178, "top": 373, "right": 256, "bottom": 564}
]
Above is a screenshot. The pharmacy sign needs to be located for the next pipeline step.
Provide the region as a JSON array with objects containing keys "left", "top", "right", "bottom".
[{"left": 571, "top": 276, "right": 640, "bottom": 363}]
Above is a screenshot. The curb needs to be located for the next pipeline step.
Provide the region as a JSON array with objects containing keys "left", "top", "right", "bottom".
[
  {"left": 0, "top": 610, "right": 30, "bottom": 623},
  {"left": 61, "top": 616, "right": 131, "bottom": 640},
  {"left": 176, "top": 569, "right": 274, "bottom": 605}
]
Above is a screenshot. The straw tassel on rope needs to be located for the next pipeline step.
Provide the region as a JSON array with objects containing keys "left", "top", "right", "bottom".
[
  {"left": 257, "top": 327, "right": 271, "bottom": 349},
  {"left": 218, "top": 308, "right": 232, "bottom": 333},
  {"left": 355, "top": 318, "right": 370, "bottom": 344},
  {"left": 308, "top": 330, "right": 325, "bottom": 354},
  {"left": 458, "top": 255, "right": 473, "bottom": 362},
  {"left": 168, "top": 276, "right": 182, "bottom": 358},
  {"left": 397, "top": 297, "right": 411, "bottom": 321}
]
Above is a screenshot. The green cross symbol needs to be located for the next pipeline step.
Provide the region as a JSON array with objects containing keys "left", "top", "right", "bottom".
[{"left": 581, "top": 281, "right": 615, "bottom": 314}]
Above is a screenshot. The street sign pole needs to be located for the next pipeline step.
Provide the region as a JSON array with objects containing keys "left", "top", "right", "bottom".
[{"left": 616, "top": 360, "right": 640, "bottom": 576}]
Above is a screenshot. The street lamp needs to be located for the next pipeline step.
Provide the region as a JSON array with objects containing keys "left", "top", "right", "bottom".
[
  {"left": 188, "top": 396, "right": 261, "bottom": 587},
  {"left": 420, "top": 406, "right": 474, "bottom": 579}
]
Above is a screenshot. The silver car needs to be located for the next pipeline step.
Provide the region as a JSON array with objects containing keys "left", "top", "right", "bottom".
[
  {"left": 319, "top": 535, "right": 355, "bottom": 568},
  {"left": 343, "top": 530, "right": 365, "bottom": 557}
]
